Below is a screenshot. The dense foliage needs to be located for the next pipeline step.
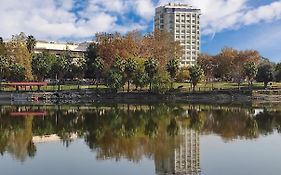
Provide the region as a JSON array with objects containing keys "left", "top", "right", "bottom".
[{"left": 0, "top": 32, "right": 280, "bottom": 92}]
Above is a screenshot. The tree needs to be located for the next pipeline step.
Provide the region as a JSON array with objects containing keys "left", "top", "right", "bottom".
[
  {"left": 189, "top": 65, "right": 204, "bottom": 91},
  {"left": 0, "top": 56, "right": 9, "bottom": 79},
  {"left": 9, "top": 63, "right": 25, "bottom": 82},
  {"left": 132, "top": 58, "right": 148, "bottom": 90},
  {"left": 124, "top": 58, "right": 137, "bottom": 92},
  {"left": 214, "top": 47, "right": 237, "bottom": 81},
  {"left": 5, "top": 40, "right": 33, "bottom": 80},
  {"left": 152, "top": 71, "right": 171, "bottom": 94},
  {"left": 32, "top": 53, "right": 55, "bottom": 81},
  {"left": 144, "top": 58, "right": 158, "bottom": 91},
  {"left": 166, "top": 58, "right": 179, "bottom": 89},
  {"left": 50, "top": 55, "right": 68, "bottom": 90},
  {"left": 67, "top": 57, "right": 86, "bottom": 79},
  {"left": 275, "top": 63, "right": 281, "bottom": 82},
  {"left": 175, "top": 67, "right": 190, "bottom": 83},
  {"left": 85, "top": 43, "right": 98, "bottom": 78},
  {"left": 91, "top": 57, "right": 104, "bottom": 88},
  {"left": 106, "top": 58, "right": 126, "bottom": 92},
  {"left": 256, "top": 63, "right": 274, "bottom": 88},
  {"left": 198, "top": 53, "right": 216, "bottom": 82},
  {"left": 106, "top": 70, "right": 123, "bottom": 93},
  {"left": 132, "top": 69, "right": 148, "bottom": 90},
  {"left": 50, "top": 55, "right": 68, "bottom": 80},
  {"left": 244, "top": 62, "right": 257, "bottom": 87},
  {"left": 26, "top": 35, "right": 36, "bottom": 53},
  {"left": 141, "top": 30, "right": 183, "bottom": 67},
  {"left": 0, "top": 56, "right": 10, "bottom": 90},
  {"left": 0, "top": 37, "right": 5, "bottom": 56}
]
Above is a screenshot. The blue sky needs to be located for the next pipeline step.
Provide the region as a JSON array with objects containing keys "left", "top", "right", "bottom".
[{"left": 0, "top": 0, "right": 280, "bottom": 62}]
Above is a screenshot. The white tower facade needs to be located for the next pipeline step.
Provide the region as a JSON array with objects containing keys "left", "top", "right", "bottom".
[{"left": 155, "top": 3, "right": 201, "bottom": 67}]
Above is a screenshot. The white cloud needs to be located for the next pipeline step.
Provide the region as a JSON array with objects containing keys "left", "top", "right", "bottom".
[
  {"left": 0, "top": 0, "right": 281, "bottom": 41},
  {"left": 134, "top": 0, "right": 155, "bottom": 20},
  {"left": 242, "top": 1, "right": 281, "bottom": 25}
]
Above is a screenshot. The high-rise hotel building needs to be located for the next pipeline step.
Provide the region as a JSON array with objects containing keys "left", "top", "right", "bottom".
[{"left": 155, "top": 3, "right": 201, "bottom": 66}]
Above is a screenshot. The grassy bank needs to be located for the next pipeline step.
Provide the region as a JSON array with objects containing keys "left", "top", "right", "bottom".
[{"left": 0, "top": 82, "right": 280, "bottom": 92}]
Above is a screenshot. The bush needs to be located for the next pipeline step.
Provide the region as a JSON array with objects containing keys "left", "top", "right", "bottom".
[
  {"left": 152, "top": 72, "right": 171, "bottom": 94},
  {"left": 176, "top": 67, "right": 190, "bottom": 82},
  {"left": 106, "top": 70, "right": 124, "bottom": 92},
  {"left": 132, "top": 69, "right": 148, "bottom": 90}
]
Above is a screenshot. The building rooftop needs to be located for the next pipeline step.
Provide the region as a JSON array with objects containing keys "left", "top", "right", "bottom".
[
  {"left": 35, "top": 41, "right": 88, "bottom": 52},
  {"left": 157, "top": 3, "right": 201, "bottom": 12}
]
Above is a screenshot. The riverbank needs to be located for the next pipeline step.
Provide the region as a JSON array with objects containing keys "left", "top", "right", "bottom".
[{"left": 1, "top": 89, "right": 281, "bottom": 105}]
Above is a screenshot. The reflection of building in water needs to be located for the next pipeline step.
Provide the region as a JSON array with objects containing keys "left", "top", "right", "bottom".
[
  {"left": 32, "top": 133, "right": 78, "bottom": 143},
  {"left": 155, "top": 128, "right": 201, "bottom": 175}
]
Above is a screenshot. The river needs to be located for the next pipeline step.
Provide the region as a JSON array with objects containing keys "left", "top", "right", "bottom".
[{"left": 0, "top": 103, "right": 280, "bottom": 175}]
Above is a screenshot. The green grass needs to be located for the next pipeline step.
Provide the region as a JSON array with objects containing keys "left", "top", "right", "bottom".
[{"left": 0, "top": 82, "right": 280, "bottom": 92}]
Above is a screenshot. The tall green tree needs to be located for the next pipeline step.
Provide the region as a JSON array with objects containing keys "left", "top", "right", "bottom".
[
  {"left": 5, "top": 40, "right": 33, "bottom": 80},
  {"left": 50, "top": 56, "right": 68, "bottom": 90},
  {"left": 0, "top": 56, "right": 10, "bottom": 90},
  {"left": 0, "top": 37, "right": 5, "bottom": 56},
  {"left": 85, "top": 43, "right": 98, "bottom": 78},
  {"left": 189, "top": 65, "right": 204, "bottom": 91},
  {"left": 106, "top": 58, "right": 126, "bottom": 92},
  {"left": 244, "top": 62, "right": 257, "bottom": 87},
  {"left": 166, "top": 58, "right": 179, "bottom": 89},
  {"left": 144, "top": 58, "right": 158, "bottom": 91},
  {"left": 67, "top": 57, "right": 86, "bottom": 79},
  {"left": 91, "top": 57, "right": 104, "bottom": 88},
  {"left": 106, "top": 70, "right": 123, "bottom": 93},
  {"left": 256, "top": 63, "right": 274, "bottom": 88},
  {"left": 26, "top": 35, "right": 36, "bottom": 53},
  {"left": 124, "top": 58, "right": 137, "bottom": 92},
  {"left": 32, "top": 53, "right": 55, "bottom": 81},
  {"left": 275, "top": 63, "right": 281, "bottom": 82},
  {"left": 9, "top": 63, "right": 25, "bottom": 82},
  {"left": 132, "top": 69, "right": 148, "bottom": 90}
]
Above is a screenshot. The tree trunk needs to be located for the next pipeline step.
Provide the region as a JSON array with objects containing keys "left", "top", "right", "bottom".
[{"left": 127, "top": 80, "right": 130, "bottom": 92}]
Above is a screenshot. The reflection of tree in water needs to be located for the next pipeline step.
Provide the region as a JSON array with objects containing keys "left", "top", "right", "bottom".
[
  {"left": 0, "top": 113, "right": 35, "bottom": 162},
  {"left": 0, "top": 104, "right": 281, "bottom": 164}
]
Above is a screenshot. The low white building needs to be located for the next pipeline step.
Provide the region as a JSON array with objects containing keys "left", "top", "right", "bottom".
[{"left": 34, "top": 41, "right": 89, "bottom": 58}]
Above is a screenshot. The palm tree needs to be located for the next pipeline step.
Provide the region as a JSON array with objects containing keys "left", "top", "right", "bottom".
[
  {"left": 91, "top": 57, "right": 104, "bottom": 88},
  {"left": 166, "top": 58, "right": 179, "bottom": 89},
  {"left": 144, "top": 58, "right": 158, "bottom": 91},
  {"left": 124, "top": 58, "right": 137, "bottom": 92},
  {"left": 26, "top": 35, "right": 36, "bottom": 53},
  {"left": 244, "top": 62, "right": 257, "bottom": 88},
  {"left": 189, "top": 65, "right": 204, "bottom": 91}
]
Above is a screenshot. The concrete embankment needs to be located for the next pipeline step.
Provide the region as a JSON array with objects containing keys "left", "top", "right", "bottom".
[{"left": 0, "top": 89, "right": 280, "bottom": 105}]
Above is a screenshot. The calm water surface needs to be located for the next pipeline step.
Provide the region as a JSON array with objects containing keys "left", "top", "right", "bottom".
[{"left": 0, "top": 104, "right": 281, "bottom": 175}]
